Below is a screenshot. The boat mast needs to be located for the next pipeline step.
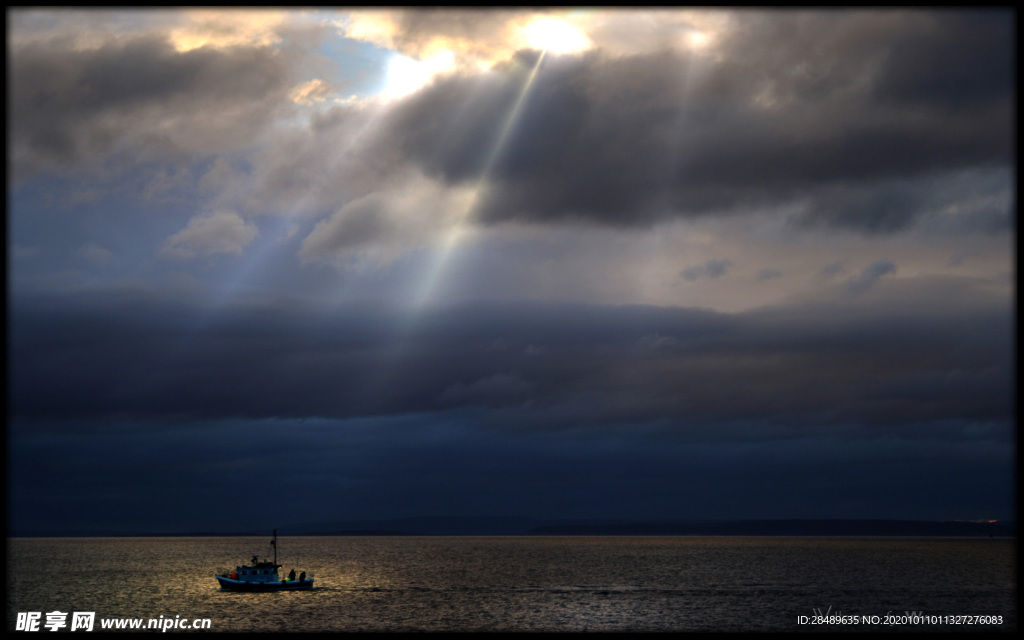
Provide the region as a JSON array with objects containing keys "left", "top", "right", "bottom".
[{"left": 272, "top": 529, "right": 278, "bottom": 567}]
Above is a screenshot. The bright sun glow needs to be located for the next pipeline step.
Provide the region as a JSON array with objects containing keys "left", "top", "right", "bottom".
[
  {"left": 383, "top": 51, "right": 455, "bottom": 100},
  {"left": 522, "top": 17, "right": 590, "bottom": 54},
  {"left": 687, "top": 30, "right": 713, "bottom": 50}
]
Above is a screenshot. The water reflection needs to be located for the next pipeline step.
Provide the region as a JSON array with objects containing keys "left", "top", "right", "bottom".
[{"left": 7, "top": 536, "right": 1015, "bottom": 632}]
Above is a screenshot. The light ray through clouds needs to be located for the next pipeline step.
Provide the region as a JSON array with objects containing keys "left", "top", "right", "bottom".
[
  {"left": 411, "top": 49, "right": 548, "bottom": 311},
  {"left": 661, "top": 32, "right": 716, "bottom": 192},
  {"left": 377, "top": 12, "right": 590, "bottom": 312},
  {"left": 635, "top": 31, "right": 719, "bottom": 304},
  {"left": 191, "top": 85, "right": 396, "bottom": 313},
  {"left": 361, "top": 48, "right": 551, "bottom": 403},
  {"left": 7, "top": 8, "right": 1015, "bottom": 533}
]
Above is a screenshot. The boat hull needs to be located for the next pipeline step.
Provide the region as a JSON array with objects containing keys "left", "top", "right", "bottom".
[{"left": 216, "top": 576, "right": 314, "bottom": 591}]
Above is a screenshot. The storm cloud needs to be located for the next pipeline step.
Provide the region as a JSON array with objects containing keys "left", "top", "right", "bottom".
[
  {"left": 11, "top": 277, "right": 1011, "bottom": 430},
  {"left": 357, "top": 10, "right": 1012, "bottom": 232},
  {"left": 9, "top": 30, "right": 300, "bottom": 182},
  {"left": 8, "top": 9, "right": 1014, "bottom": 533}
]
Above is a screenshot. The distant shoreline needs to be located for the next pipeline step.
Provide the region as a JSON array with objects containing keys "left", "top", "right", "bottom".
[{"left": 9, "top": 518, "right": 1015, "bottom": 538}]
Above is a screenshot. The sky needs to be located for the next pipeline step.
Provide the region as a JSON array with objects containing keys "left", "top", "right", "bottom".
[{"left": 7, "top": 8, "right": 1015, "bottom": 534}]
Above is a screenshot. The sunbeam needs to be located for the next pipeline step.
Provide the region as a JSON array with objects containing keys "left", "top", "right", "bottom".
[
  {"left": 411, "top": 49, "right": 548, "bottom": 311},
  {"left": 360, "top": 49, "right": 551, "bottom": 404}
]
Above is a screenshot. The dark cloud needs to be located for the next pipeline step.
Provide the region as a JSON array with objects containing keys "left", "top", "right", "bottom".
[
  {"left": 681, "top": 258, "right": 732, "bottom": 282},
  {"left": 9, "top": 410, "right": 1014, "bottom": 533},
  {"left": 870, "top": 10, "right": 1013, "bottom": 109},
  {"left": 7, "top": 10, "right": 1015, "bottom": 535},
  {"left": 795, "top": 168, "right": 1013, "bottom": 234},
  {"left": 846, "top": 259, "right": 896, "bottom": 294},
  {"left": 820, "top": 260, "right": 847, "bottom": 278},
  {"left": 440, "top": 373, "right": 536, "bottom": 407},
  {"left": 9, "top": 32, "right": 297, "bottom": 180},
  {"left": 11, "top": 278, "right": 1011, "bottom": 432},
  {"left": 368, "top": 10, "right": 1011, "bottom": 233}
]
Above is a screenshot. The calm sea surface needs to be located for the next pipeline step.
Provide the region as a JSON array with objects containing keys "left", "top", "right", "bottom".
[{"left": 7, "top": 537, "right": 1015, "bottom": 632}]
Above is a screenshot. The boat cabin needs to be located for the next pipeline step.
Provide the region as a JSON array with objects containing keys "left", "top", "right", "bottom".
[{"left": 228, "top": 556, "right": 283, "bottom": 583}]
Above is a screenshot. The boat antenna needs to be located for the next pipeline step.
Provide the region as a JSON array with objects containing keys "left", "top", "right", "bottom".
[{"left": 271, "top": 529, "right": 278, "bottom": 567}]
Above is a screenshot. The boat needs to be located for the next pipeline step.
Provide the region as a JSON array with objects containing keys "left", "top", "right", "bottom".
[{"left": 215, "top": 530, "right": 314, "bottom": 591}]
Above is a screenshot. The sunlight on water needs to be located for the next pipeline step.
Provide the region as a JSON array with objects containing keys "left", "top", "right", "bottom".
[{"left": 7, "top": 537, "right": 1016, "bottom": 632}]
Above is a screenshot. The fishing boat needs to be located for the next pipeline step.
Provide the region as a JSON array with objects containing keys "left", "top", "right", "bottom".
[{"left": 215, "top": 530, "right": 314, "bottom": 591}]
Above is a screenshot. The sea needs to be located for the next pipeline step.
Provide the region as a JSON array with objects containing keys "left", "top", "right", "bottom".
[{"left": 7, "top": 536, "right": 1016, "bottom": 633}]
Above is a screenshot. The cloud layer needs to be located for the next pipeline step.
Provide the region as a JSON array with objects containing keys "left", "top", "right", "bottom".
[
  {"left": 12, "top": 280, "right": 1011, "bottom": 430},
  {"left": 8, "top": 9, "right": 1015, "bottom": 532}
]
